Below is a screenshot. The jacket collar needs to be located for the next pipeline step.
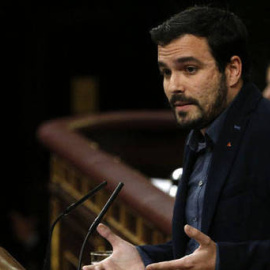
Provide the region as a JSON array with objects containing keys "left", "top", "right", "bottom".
[{"left": 201, "top": 82, "right": 262, "bottom": 234}]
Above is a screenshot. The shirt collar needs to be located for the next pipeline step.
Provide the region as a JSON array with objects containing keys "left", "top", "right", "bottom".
[
  {"left": 187, "top": 105, "right": 229, "bottom": 152},
  {"left": 205, "top": 106, "right": 228, "bottom": 145}
]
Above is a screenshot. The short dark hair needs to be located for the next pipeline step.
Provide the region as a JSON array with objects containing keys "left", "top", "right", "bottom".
[{"left": 150, "top": 6, "right": 250, "bottom": 82}]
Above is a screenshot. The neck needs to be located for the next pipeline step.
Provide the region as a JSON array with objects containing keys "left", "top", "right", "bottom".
[{"left": 227, "top": 79, "right": 243, "bottom": 105}]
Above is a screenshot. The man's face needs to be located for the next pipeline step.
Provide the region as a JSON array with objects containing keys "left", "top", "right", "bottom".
[{"left": 158, "top": 34, "right": 229, "bottom": 130}]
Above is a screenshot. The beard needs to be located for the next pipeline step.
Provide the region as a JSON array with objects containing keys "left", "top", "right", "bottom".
[{"left": 169, "top": 74, "right": 228, "bottom": 130}]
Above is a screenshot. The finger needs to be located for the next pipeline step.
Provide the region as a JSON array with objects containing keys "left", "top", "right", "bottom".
[
  {"left": 94, "top": 265, "right": 104, "bottom": 270},
  {"left": 82, "top": 266, "right": 94, "bottom": 270},
  {"left": 184, "top": 224, "right": 211, "bottom": 247},
  {"left": 82, "top": 264, "right": 104, "bottom": 270},
  {"left": 146, "top": 259, "right": 187, "bottom": 270},
  {"left": 96, "top": 223, "right": 121, "bottom": 247}
]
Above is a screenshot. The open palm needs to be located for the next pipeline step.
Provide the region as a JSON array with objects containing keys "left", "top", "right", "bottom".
[{"left": 82, "top": 223, "right": 145, "bottom": 270}]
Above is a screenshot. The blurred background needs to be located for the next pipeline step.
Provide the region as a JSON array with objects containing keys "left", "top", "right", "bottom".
[{"left": 1, "top": 0, "right": 270, "bottom": 269}]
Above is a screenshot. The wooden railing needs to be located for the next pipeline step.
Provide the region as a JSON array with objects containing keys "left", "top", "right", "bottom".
[{"left": 37, "top": 110, "right": 187, "bottom": 270}]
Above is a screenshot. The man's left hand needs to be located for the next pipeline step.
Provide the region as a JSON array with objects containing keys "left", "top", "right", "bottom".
[{"left": 146, "top": 225, "right": 217, "bottom": 270}]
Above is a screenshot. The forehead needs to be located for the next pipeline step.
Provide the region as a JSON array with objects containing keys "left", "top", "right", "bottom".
[{"left": 158, "top": 34, "right": 214, "bottom": 64}]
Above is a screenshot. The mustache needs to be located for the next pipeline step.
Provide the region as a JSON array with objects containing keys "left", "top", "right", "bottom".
[{"left": 169, "top": 94, "right": 199, "bottom": 107}]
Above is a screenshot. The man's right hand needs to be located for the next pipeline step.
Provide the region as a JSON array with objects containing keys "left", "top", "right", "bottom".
[{"left": 82, "top": 223, "right": 145, "bottom": 270}]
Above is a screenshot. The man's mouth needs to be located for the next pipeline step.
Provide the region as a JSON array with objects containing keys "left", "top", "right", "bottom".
[
  {"left": 173, "top": 101, "right": 193, "bottom": 107},
  {"left": 173, "top": 101, "right": 195, "bottom": 112},
  {"left": 169, "top": 94, "right": 199, "bottom": 114}
]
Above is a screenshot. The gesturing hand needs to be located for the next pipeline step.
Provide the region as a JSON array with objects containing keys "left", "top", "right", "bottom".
[
  {"left": 82, "top": 223, "right": 145, "bottom": 270},
  {"left": 146, "top": 225, "right": 217, "bottom": 270}
]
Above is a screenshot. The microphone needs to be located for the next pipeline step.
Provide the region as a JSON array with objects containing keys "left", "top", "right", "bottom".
[
  {"left": 77, "top": 182, "right": 124, "bottom": 270},
  {"left": 42, "top": 181, "right": 107, "bottom": 270}
]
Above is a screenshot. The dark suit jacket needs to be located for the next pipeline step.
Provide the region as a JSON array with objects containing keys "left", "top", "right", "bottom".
[{"left": 139, "top": 83, "right": 270, "bottom": 269}]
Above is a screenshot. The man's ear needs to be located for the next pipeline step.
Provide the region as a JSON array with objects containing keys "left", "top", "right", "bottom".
[{"left": 225, "top": 56, "right": 242, "bottom": 87}]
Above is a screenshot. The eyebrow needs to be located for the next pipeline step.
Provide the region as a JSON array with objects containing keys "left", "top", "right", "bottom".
[{"left": 158, "top": 56, "right": 203, "bottom": 68}]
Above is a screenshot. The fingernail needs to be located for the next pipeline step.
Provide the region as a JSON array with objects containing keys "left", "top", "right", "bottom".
[
  {"left": 185, "top": 224, "right": 191, "bottom": 232},
  {"left": 98, "top": 223, "right": 106, "bottom": 231}
]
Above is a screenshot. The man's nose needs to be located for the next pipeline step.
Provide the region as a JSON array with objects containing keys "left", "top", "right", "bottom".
[{"left": 166, "top": 72, "right": 185, "bottom": 94}]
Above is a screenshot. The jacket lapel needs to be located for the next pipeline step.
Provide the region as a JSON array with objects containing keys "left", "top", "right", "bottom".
[
  {"left": 201, "top": 83, "right": 262, "bottom": 234},
  {"left": 172, "top": 146, "right": 197, "bottom": 257}
]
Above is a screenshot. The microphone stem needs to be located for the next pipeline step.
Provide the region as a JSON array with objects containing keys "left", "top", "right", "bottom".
[
  {"left": 41, "top": 181, "right": 107, "bottom": 270},
  {"left": 42, "top": 213, "right": 64, "bottom": 270},
  {"left": 77, "top": 223, "right": 95, "bottom": 270},
  {"left": 77, "top": 182, "right": 124, "bottom": 270}
]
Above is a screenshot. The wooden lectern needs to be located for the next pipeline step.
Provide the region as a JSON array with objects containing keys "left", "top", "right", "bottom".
[
  {"left": 0, "top": 247, "right": 25, "bottom": 270},
  {"left": 37, "top": 110, "right": 187, "bottom": 270}
]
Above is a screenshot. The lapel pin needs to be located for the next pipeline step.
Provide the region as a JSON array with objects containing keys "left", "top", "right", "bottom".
[
  {"left": 227, "top": 142, "right": 232, "bottom": 147},
  {"left": 234, "top": 125, "right": 241, "bottom": 130}
]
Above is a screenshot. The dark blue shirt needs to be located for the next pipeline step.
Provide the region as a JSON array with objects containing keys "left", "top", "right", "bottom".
[{"left": 185, "top": 109, "right": 228, "bottom": 255}]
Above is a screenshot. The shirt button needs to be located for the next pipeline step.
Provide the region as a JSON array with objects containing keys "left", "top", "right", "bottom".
[
  {"left": 198, "top": 180, "right": 204, "bottom": 187},
  {"left": 193, "top": 217, "right": 198, "bottom": 222}
]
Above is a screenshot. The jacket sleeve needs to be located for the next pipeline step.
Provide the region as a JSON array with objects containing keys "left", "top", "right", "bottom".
[
  {"left": 136, "top": 241, "right": 174, "bottom": 266},
  {"left": 218, "top": 239, "right": 270, "bottom": 270}
]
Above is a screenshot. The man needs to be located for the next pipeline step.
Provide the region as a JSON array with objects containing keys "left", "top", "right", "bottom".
[{"left": 83, "top": 6, "right": 270, "bottom": 270}]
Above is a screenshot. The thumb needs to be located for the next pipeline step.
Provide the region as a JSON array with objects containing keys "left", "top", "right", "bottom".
[
  {"left": 184, "top": 224, "right": 211, "bottom": 247},
  {"left": 96, "top": 223, "right": 121, "bottom": 247}
]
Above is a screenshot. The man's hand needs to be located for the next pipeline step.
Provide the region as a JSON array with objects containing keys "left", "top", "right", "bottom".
[
  {"left": 82, "top": 223, "right": 145, "bottom": 270},
  {"left": 146, "top": 225, "right": 217, "bottom": 270}
]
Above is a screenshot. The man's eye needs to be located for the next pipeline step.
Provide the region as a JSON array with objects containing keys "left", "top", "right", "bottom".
[
  {"left": 185, "top": 66, "right": 198, "bottom": 74},
  {"left": 160, "top": 69, "right": 171, "bottom": 77}
]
